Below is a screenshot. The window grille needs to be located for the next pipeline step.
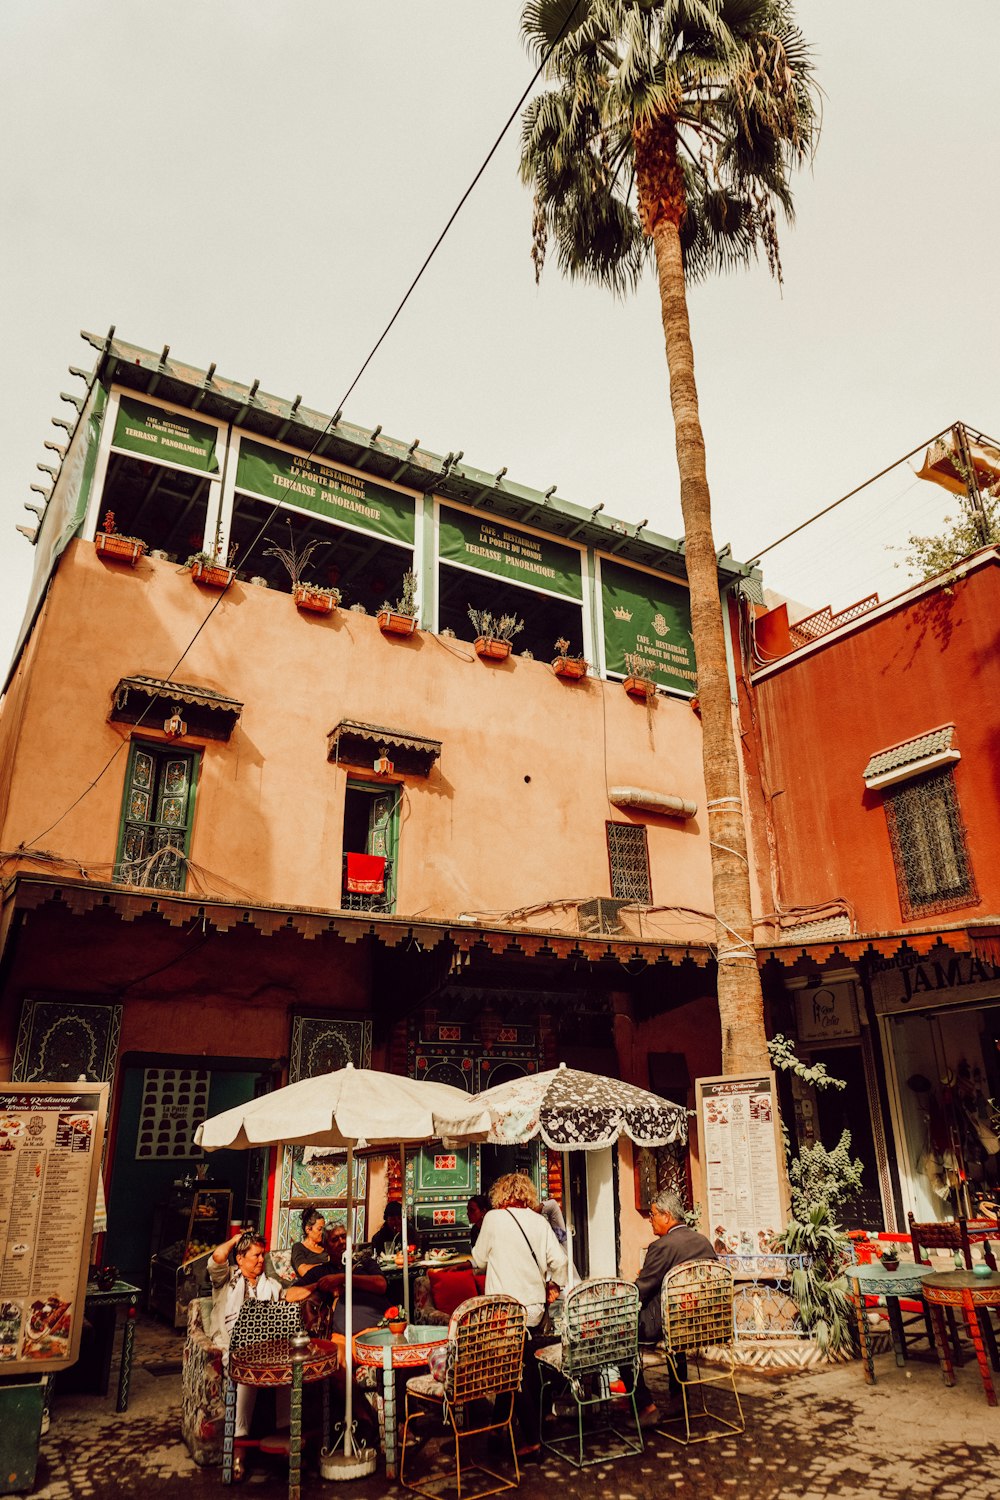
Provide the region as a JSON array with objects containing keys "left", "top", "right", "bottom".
[
  {"left": 114, "top": 742, "right": 196, "bottom": 891},
  {"left": 883, "top": 768, "right": 977, "bottom": 919},
  {"left": 606, "top": 821, "right": 651, "bottom": 903}
]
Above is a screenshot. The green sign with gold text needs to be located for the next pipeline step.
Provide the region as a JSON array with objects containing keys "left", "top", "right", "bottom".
[
  {"left": 438, "top": 505, "right": 582, "bottom": 601},
  {"left": 600, "top": 557, "right": 696, "bottom": 693},
  {"left": 112, "top": 395, "right": 220, "bottom": 473},
  {"left": 236, "top": 438, "right": 414, "bottom": 546}
]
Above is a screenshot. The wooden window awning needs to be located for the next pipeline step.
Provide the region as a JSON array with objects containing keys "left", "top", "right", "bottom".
[
  {"left": 327, "top": 720, "right": 441, "bottom": 777},
  {"left": 862, "top": 724, "right": 958, "bottom": 790},
  {"left": 111, "top": 676, "right": 243, "bottom": 740}
]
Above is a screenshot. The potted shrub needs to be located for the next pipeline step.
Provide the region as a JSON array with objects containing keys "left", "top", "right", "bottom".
[
  {"left": 551, "top": 637, "right": 588, "bottom": 680},
  {"left": 622, "top": 651, "right": 656, "bottom": 700},
  {"left": 377, "top": 571, "right": 418, "bottom": 636},
  {"left": 94, "top": 510, "right": 146, "bottom": 566},
  {"left": 467, "top": 607, "right": 523, "bottom": 661},
  {"left": 382, "top": 1304, "right": 407, "bottom": 1337},
  {"left": 264, "top": 528, "right": 340, "bottom": 614},
  {"left": 188, "top": 550, "right": 236, "bottom": 589}
]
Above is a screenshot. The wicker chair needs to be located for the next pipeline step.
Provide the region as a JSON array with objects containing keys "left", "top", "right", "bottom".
[
  {"left": 535, "top": 1278, "right": 643, "bottom": 1468},
  {"left": 400, "top": 1294, "right": 527, "bottom": 1500},
  {"left": 222, "top": 1298, "right": 304, "bottom": 1484},
  {"left": 656, "top": 1260, "right": 745, "bottom": 1445}
]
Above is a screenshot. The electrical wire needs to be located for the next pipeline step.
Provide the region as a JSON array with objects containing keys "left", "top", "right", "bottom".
[{"left": 23, "top": 4, "right": 584, "bottom": 854}]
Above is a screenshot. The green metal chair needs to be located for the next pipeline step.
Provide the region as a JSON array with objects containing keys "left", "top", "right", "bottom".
[
  {"left": 656, "top": 1260, "right": 744, "bottom": 1445},
  {"left": 535, "top": 1278, "right": 644, "bottom": 1468}
]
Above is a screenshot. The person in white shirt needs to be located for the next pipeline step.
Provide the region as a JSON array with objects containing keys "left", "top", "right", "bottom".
[{"left": 471, "top": 1172, "right": 567, "bottom": 1457}]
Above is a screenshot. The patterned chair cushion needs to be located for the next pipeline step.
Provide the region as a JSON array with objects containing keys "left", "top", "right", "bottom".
[
  {"left": 534, "top": 1342, "right": 563, "bottom": 1370},
  {"left": 406, "top": 1372, "right": 446, "bottom": 1401},
  {"left": 182, "top": 1295, "right": 225, "bottom": 1467}
]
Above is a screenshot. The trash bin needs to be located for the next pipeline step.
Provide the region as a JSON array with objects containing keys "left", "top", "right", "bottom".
[{"left": 0, "top": 1376, "right": 45, "bottom": 1493}]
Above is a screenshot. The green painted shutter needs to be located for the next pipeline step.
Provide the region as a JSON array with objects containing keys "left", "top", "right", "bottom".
[{"left": 116, "top": 744, "right": 196, "bottom": 891}]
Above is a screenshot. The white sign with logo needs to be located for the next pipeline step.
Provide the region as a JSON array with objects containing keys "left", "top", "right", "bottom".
[{"left": 794, "top": 982, "right": 860, "bottom": 1042}]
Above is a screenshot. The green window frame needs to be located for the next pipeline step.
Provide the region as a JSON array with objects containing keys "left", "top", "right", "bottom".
[
  {"left": 113, "top": 740, "right": 199, "bottom": 892},
  {"left": 341, "top": 781, "right": 400, "bottom": 914}
]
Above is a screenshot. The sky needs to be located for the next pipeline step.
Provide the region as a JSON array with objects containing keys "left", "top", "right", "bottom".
[{"left": 2, "top": 1, "right": 998, "bottom": 671}]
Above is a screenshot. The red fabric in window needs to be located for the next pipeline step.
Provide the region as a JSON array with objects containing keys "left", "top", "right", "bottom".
[
  {"left": 427, "top": 1268, "right": 478, "bottom": 1317},
  {"left": 345, "top": 852, "right": 386, "bottom": 894}
]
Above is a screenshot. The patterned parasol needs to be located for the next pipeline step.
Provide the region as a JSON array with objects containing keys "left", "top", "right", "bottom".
[{"left": 477, "top": 1061, "right": 688, "bottom": 1151}]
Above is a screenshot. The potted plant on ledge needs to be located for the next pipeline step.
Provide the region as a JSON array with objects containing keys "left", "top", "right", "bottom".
[
  {"left": 377, "top": 570, "right": 418, "bottom": 636},
  {"left": 467, "top": 607, "right": 524, "bottom": 661},
  {"left": 188, "top": 549, "right": 236, "bottom": 589},
  {"left": 551, "top": 637, "right": 588, "bottom": 680},
  {"left": 264, "top": 529, "right": 341, "bottom": 615},
  {"left": 622, "top": 652, "right": 656, "bottom": 701},
  {"left": 95, "top": 510, "right": 146, "bottom": 566}
]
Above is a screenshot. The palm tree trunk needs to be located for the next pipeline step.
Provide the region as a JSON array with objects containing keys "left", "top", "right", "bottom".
[{"left": 649, "top": 213, "right": 768, "bottom": 1077}]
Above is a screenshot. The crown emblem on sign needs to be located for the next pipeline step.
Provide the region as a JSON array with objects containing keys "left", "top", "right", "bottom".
[{"left": 612, "top": 604, "right": 633, "bottom": 621}]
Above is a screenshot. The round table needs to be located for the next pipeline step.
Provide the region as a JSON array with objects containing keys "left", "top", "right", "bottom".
[
  {"left": 847, "top": 1262, "right": 929, "bottom": 1383},
  {"left": 920, "top": 1270, "right": 1000, "bottom": 1406},
  {"left": 225, "top": 1336, "right": 339, "bottom": 1498},
  {"left": 353, "top": 1325, "right": 448, "bottom": 1477}
]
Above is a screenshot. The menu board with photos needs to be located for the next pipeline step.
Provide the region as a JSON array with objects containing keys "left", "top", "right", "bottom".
[
  {"left": 0, "top": 1081, "right": 109, "bottom": 1375},
  {"left": 696, "top": 1073, "right": 787, "bottom": 1257}
]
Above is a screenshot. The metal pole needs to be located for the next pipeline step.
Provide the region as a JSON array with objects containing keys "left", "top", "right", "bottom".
[
  {"left": 563, "top": 1150, "right": 575, "bottom": 1290},
  {"left": 344, "top": 1143, "right": 354, "bottom": 1458},
  {"left": 400, "top": 1143, "right": 411, "bottom": 1323},
  {"left": 953, "top": 423, "right": 991, "bottom": 546}
]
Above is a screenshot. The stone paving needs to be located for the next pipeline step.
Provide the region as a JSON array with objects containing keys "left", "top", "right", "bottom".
[{"left": 5, "top": 1313, "right": 1000, "bottom": 1500}]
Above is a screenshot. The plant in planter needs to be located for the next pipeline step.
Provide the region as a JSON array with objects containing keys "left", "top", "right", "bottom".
[
  {"left": 264, "top": 528, "right": 341, "bottom": 614},
  {"left": 381, "top": 1304, "right": 407, "bottom": 1336},
  {"left": 551, "top": 637, "right": 588, "bottom": 680},
  {"left": 467, "top": 607, "right": 524, "bottom": 661},
  {"left": 187, "top": 548, "right": 237, "bottom": 589},
  {"left": 377, "top": 570, "right": 418, "bottom": 636},
  {"left": 622, "top": 651, "right": 656, "bottom": 700},
  {"left": 94, "top": 510, "right": 146, "bottom": 566}
]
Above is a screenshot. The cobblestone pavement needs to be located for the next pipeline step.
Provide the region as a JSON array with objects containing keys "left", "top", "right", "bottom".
[{"left": 6, "top": 1314, "right": 999, "bottom": 1500}]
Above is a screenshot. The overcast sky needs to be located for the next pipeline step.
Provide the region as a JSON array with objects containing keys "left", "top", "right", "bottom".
[{"left": 2, "top": 1, "right": 998, "bottom": 670}]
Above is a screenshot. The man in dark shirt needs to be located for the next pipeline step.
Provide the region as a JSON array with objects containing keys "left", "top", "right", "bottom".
[{"left": 633, "top": 1190, "right": 718, "bottom": 1419}]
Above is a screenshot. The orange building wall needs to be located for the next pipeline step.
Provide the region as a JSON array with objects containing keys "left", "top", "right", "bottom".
[
  {"left": 1, "top": 542, "right": 722, "bottom": 928},
  {"left": 748, "top": 559, "right": 1000, "bottom": 931}
]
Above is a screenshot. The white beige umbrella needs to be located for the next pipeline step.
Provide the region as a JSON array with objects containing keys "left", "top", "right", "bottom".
[
  {"left": 196, "top": 1064, "right": 491, "bottom": 1477},
  {"left": 472, "top": 1062, "right": 688, "bottom": 1288}
]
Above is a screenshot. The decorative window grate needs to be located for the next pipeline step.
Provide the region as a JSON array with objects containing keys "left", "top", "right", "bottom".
[
  {"left": 883, "top": 768, "right": 977, "bottom": 919},
  {"left": 114, "top": 742, "right": 197, "bottom": 892},
  {"left": 606, "top": 821, "right": 651, "bottom": 903}
]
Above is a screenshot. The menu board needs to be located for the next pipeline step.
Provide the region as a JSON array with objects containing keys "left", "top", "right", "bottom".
[
  {"left": 0, "top": 1082, "right": 108, "bottom": 1375},
  {"left": 696, "top": 1073, "right": 787, "bottom": 1256}
]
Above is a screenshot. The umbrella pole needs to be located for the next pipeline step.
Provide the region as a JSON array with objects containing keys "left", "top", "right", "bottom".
[
  {"left": 344, "top": 1143, "right": 354, "bottom": 1458},
  {"left": 563, "top": 1150, "right": 575, "bottom": 1290},
  {"left": 400, "top": 1144, "right": 411, "bottom": 1324}
]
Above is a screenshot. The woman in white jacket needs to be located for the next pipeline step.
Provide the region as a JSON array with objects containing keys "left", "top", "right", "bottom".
[{"left": 471, "top": 1172, "right": 567, "bottom": 1457}]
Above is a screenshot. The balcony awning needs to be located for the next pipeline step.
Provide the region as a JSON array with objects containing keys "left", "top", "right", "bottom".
[
  {"left": 111, "top": 676, "right": 243, "bottom": 740},
  {"left": 328, "top": 719, "right": 441, "bottom": 777}
]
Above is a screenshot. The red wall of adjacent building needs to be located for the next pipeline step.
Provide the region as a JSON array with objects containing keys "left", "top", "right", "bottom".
[{"left": 747, "top": 555, "right": 1000, "bottom": 932}]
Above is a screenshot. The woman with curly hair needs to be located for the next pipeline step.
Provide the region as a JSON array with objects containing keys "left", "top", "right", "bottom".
[{"left": 471, "top": 1171, "right": 566, "bottom": 1458}]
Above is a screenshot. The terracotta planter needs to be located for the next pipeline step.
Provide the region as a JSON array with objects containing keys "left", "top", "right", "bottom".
[
  {"left": 552, "top": 656, "right": 587, "bottom": 680},
  {"left": 294, "top": 585, "right": 338, "bottom": 615},
  {"left": 95, "top": 533, "right": 145, "bottom": 566},
  {"left": 624, "top": 675, "right": 655, "bottom": 701},
  {"left": 387, "top": 1320, "right": 407, "bottom": 1336},
  {"left": 377, "top": 610, "right": 417, "bottom": 637},
  {"left": 190, "top": 560, "right": 235, "bottom": 589},
  {"left": 474, "top": 637, "right": 513, "bottom": 661}
]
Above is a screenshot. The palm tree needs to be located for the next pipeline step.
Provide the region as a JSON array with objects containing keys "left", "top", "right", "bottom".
[{"left": 521, "top": 0, "right": 818, "bottom": 1074}]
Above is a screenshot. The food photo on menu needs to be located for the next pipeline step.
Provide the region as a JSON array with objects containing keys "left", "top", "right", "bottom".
[
  {"left": 0, "top": 1299, "right": 23, "bottom": 1360},
  {"left": 54, "top": 1114, "right": 93, "bottom": 1151},
  {"left": 21, "top": 1294, "right": 73, "bottom": 1360}
]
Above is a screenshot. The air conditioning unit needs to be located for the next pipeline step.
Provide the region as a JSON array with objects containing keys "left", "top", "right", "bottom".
[{"left": 577, "top": 897, "right": 629, "bottom": 937}]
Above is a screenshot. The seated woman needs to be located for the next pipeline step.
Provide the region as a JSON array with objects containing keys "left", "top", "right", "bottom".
[
  {"left": 291, "top": 1206, "right": 329, "bottom": 1282},
  {"left": 466, "top": 1194, "right": 491, "bottom": 1249}
]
